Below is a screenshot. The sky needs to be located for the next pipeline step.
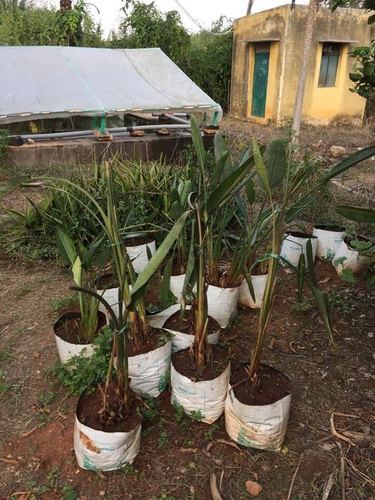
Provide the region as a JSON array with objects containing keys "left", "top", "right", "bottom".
[{"left": 47, "top": 0, "right": 309, "bottom": 36}]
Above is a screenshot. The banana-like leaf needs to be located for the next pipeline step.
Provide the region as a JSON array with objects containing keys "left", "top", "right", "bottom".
[
  {"left": 324, "top": 145, "right": 375, "bottom": 181},
  {"left": 253, "top": 138, "right": 271, "bottom": 196},
  {"left": 246, "top": 178, "right": 256, "bottom": 206},
  {"left": 336, "top": 205, "right": 375, "bottom": 224},
  {"left": 70, "top": 285, "right": 120, "bottom": 329},
  {"left": 306, "top": 239, "right": 317, "bottom": 286},
  {"left": 214, "top": 132, "right": 227, "bottom": 164},
  {"left": 310, "top": 286, "right": 335, "bottom": 345},
  {"left": 55, "top": 228, "right": 77, "bottom": 266},
  {"left": 130, "top": 210, "right": 191, "bottom": 306},
  {"left": 263, "top": 139, "right": 288, "bottom": 188},
  {"left": 72, "top": 255, "right": 82, "bottom": 287},
  {"left": 191, "top": 116, "right": 206, "bottom": 175},
  {"left": 161, "top": 257, "right": 173, "bottom": 308},
  {"left": 206, "top": 153, "right": 255, "bottom": 212}
]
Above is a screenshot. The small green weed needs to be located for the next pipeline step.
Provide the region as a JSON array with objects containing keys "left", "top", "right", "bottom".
[
  {"left": 51, "top": 295, "right": 79, "bottom": 313},
  {"left": 51, "top": 327, "right": 113, "bottom": 395},
  {"left": 120, "top": 463, "right": 137, "bottom": 475},
  {"left": 158, "top": 430, "right": 169, "bottom": 448},
  {"left": 204, "top": 423, "right": 219, "bottom": 442},
  {"left": 141, "top": 395, "right": 159, "bottom": 420}
]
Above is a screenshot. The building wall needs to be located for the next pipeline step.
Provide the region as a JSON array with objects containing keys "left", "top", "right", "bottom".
[{"left": 231, "top": 5, "right": 373, "bottom": 125}]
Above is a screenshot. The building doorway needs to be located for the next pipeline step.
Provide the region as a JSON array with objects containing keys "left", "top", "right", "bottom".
[{"left": 251, "top": 43, "right": 270, "bottom": 118}]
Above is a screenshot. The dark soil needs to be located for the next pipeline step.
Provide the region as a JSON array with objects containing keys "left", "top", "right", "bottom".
[
  {"left": 77, "top": 384, "right": 142, "bottom": 433},
  {"left": 95, "top": 272, "right": 119, "bottom": 290},
  {"left": 127, "top": 327, "right": 166, "bottom": 357},
  {"left": 164, "top": 310, "right": 220, "bottom": 335},
  {"left": 54, "top": 310, "right": 107, "bottom": 345},
  {"left": 314, "top": 224, "right": 346, "bottom": 232},
  {"left": 230, "top": 364, "right": 291, "bottom": 406},
  {"left": 124, "top": 234, "right": 154, "bottom": 247},
  {"left": 286, "top": 231, "right": 318, "bottom": 239},
  {"left": 171, "top": 345, "right": 229, "bottom": 381}
]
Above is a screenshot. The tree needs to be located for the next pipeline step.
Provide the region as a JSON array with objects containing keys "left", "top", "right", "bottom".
[{"left": 292, "top": 0, "right": 320, "bottom": 142}]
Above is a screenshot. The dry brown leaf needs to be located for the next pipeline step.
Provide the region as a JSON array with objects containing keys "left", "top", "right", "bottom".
[
  {"left": 246, "top": 480, "right": 262, "bottom": 496},
  {"left": 210, "top": 472, "right": 223, "bottom": 500}
]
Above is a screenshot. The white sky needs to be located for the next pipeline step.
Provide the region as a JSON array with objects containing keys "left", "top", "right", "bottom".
[{"left": 45, "top": 0, "right": 309, "bottom": 36}]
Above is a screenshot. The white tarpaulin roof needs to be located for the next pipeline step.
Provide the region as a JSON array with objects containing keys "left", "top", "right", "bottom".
[{"left": 0, "top": 46, "right": 222, "bottom": 125}]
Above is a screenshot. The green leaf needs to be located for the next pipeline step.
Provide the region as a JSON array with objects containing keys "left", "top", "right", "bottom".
[
  {"left": 55, "top": 228, "right": 77, "bottom": 266},
  {"left": 324, "top": 145, "right": 375, "bottom": 181},
  {"left": 161, "top": 257, "right": 173, "bottom": 308},
  {"left": 310, "top": 286, "right": 335, "bottom": 345},
  {"left": 253, "top": 138, "right": 271, "bottom": 195},
  {"left": 263, "top": 139, "right": 288, "bottom": 188},
  {"left": 246, "top": 178, "right": 256, "bottom": 205},
  {"left": 336, "top": 205, "right": 375, "bottom": 224},
  {"left": 72, "top": 256, "right": 82, "bottom": 287},
  {"left": 206, "top": 151, "right": 255, "bottom": 212},
  {"left": 190, "top": 116, "right": 206, "bottom": 175}
]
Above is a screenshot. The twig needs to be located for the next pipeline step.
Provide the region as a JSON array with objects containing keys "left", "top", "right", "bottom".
[
  {"left": 344, "top": 457, "right": 375, "bottom": 488},
  {"left": 207, "top": 439, "right": 248, "bottom": 457},
  {"left": 340, "top": 451, "right": 346, "bottom": 500},
  {"left": 286, "top": 454, "right": 303, "bottom": 500},
  {"left": 21, "top": 425, "right": 42, "bottom": 438},
  {"left": 330, "top": 412, "right": 356, "bottom": 447},
  {"left": 321, "top": 473, "right": 335, "bottom": 500},
  {"left": 210, "top": 472, "right": 223, "bottom": 500}
]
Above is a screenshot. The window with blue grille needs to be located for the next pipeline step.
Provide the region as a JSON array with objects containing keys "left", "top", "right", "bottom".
[{"left": 318, "top": 43, "right": 341, "bottom": 87}]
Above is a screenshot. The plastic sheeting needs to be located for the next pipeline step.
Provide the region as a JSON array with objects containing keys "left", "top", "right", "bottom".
[{"left": 0, "top": 46, "right": 222, "bottom": 125}]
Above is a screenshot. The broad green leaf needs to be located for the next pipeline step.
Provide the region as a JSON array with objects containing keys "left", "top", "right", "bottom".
[
  {"left": 253, "top": 138, "right": 271, "bottom": 196},
  {"left": 310, "top": 286, "right": 335, "bottom": 345},
  {"left": 297, "top": 254, "right": 305, "bottom": 303},
  {"left": 246, "top": 179, "right": 256, "bottom": 205},
  {"left": 206, "top": 153, "right": 255, "bottom": 212},
  {"left": 336, "top": 205, "right": 375, "bottom": 224},
  {"left": 190, "top": 116, "right": 206, "bottom": 175},
  {"left": 56, "top": 228, "right": 77, "bottom": 266},
  {"left": 263, "top": 139, "right": 288, "bottom": 188}
]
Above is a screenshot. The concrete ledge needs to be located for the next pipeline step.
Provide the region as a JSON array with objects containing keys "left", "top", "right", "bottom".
[{"left": 7, "top": 134, "right": 213, "bottom": 168}]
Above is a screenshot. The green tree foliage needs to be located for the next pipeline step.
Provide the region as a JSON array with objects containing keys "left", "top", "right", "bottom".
[
  {"left": 111, "top": 1, "right": 191, "bottom": 69},
  {"left": 0, "top": 0, "right": 102, "bottom": 47},
  {"left": 186, "top": 18, "right": 233, "bottom": 111}
]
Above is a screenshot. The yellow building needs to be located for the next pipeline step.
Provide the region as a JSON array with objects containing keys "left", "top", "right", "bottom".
[{"left": 230, "top": 5, "right": 374, "bottom": 125}]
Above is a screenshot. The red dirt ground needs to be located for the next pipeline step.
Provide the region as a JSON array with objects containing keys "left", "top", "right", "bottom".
[{"left": 0, "top": 251, "right": 374, "bottom": 500}]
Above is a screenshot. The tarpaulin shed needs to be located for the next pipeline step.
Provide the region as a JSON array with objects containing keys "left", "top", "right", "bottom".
[{"left": 0, "top": 46, "right": 222, "bottom": 126}]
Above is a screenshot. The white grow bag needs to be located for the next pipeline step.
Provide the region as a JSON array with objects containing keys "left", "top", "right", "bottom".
[
  {"left": 207, "top": 285, "right": 239, "bottom": 327},
  {"left": 225, "top": 384, "right": 291, "bottom": 451},
  {"left": 126, "top": 240, "right": 156, "bottom": 274},
  {"left": 74, "top": 415, "right": 141, "bottom": 471},
  {"left": 128, "top": 339, "right": 172, "bottom": 397},
  {"left": 148, "top": 304, "right": 221, "bottom": 353},
  {"left": 171, "top": 362, "right": 230, "bottom": 424},
  {"left": 97, "top": 286, "right": 121, "bottom": 318},
  {"left": 280, "top": 233, "right": 318, "bottom": 268},
  {"left": 313, "top": 226, "right": 346, "bottom": 261},
  {"left": 169, "top": 273, "right": 197, "bottom": 303},
  {"left": 54, "top": 333, "right": 95, "bottom": 365},
  {"left": 333, "top": 239, "right": 370, "bottom": 275},
  {"left": 239, "top": 274, "right": 268, "bottom": 309}
]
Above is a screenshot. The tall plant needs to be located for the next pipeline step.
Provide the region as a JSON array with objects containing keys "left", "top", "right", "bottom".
[
  {"left": 187, "top": 118, "right": 256, "bottom": 368},
  {"left": 247, "top": 140, "right": 375, "bottom": 388}
]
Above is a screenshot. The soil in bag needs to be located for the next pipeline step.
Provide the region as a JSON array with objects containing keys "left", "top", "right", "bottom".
[
  {"left": 172, "top": 345, "right": 229, "bottom": 382},
  {"left": 164, "top": 311, "right": 220, "bottom": 336},
  {"left": 127, "top": 327, "right": 169, "bottom": 357},
  {"left": 230, "top": 365, "right": 290, "bottom": 406},
  {"left": 314, "top": 224, "right": 345, "bottom": 232},
  {"left": 54, "top": 311, "right": 107, "bottom": 345},
  {"left": 285, "top": 231, "right": 317, "bottom": 239},
  {"left": 124, "top": 234, "right": 155, "bottom": 247},
  {"left": 77, "top": 383, "right": 141, "bottom": 433}
]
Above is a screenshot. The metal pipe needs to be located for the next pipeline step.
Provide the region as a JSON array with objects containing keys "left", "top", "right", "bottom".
[
  {"left": 164, "top": 113, "right": 191, "bottom": 125},
  {"left": 12, "top": 124, "right": 191, "bottom": 141}
]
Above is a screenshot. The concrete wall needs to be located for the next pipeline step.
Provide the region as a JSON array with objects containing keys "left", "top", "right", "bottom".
[
  {"left": 6, "top": 135, "right": 214, "bottom": 169},
  {"left": 231, "top": 5, "right": 373, "bottom": 125}
]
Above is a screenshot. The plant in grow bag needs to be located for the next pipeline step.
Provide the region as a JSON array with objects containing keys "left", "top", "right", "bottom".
[{"left": 224, "top": 140, "right": 375, "bottom": 451}]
